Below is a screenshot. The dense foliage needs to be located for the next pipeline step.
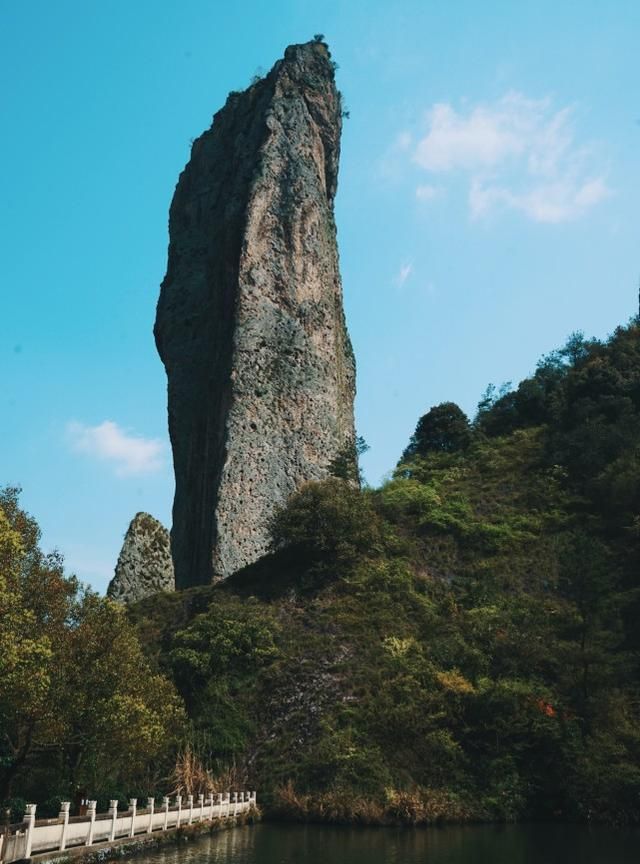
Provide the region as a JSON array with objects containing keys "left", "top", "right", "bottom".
[
  {"left": 402, "top": 401, "right": 472, "bottom": 459},
  {"left": 131, "top": 321, "right": 639, "bottom": 825},
  {"left": 3, "top": 321, "right": 638, "bottom": 825},
  {"left": 0, "top": 488, "right": 185, "bottom": 815}
]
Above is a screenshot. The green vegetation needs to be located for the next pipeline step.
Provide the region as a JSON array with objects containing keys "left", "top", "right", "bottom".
[
  {"left": 0, "top": 488, "right": 185, "bottom": 816},
  {"left": 133, "top": 321, "right": 638, "bottom": 825},
  {"left": 402, "top": 401, "right": 472, "bottom": 459},
  {"left": 328, "top": 435, "right": 370, "bottom": 484},
  {"left": 2, "top": 321, "right": 639, "bottom": 825}
]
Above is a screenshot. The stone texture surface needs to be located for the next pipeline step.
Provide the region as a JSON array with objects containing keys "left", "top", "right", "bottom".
[
  {"left": 154, "top": 40, "right": 356, "bottom": 589},
  {"left": 107, "top": 513, "right": 175, "bottom": 602}
]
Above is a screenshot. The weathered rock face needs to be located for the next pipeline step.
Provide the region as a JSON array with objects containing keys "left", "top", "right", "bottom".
[
  {"left": 155, "top": 40, "right": 356, "bottom": 589},
  {"left": 107, "top": 513, "right": 175, "bottom": 602}
]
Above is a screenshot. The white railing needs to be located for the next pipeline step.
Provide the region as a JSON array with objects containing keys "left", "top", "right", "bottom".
[{"left": 0, "top": 791, "right": 257, "bottom": 863}]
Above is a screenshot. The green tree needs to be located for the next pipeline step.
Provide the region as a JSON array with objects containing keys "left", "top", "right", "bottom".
[
  {"left": 328, "top": 435, "right": 369, "bottom": 484},
  {"left": 403, "top": 402, "right": 471, "bottom": 460},
  {"left": 0, "top": 488, "right": 185, "bottom": 804},
  {"left": 269, "top": 479, "right": 385, "bottom": 574},
  {"left": 0, "top": 489, "right": 73, "bottom": 801},
  {"left": 62, "top": 594, "right": 185, "bottom": 794}
]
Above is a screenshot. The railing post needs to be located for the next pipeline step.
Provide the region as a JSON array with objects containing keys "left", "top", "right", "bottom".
[
  {"left": 1, "top": 808, "right": 9, "bottom": 861},
  {"left": 58, "top": 801, "right": 70, "bottom": 851},
  {"left": 232, "top": 792, "right": 238, "bottom": 817},
  {"left": 23, "top": 804, "right": 36, "bottom": 858},
  {"left": 163, "top": 797, "right": 170, "bottom": 831},
  {"left": 216, "top": 793, "right": 222, "bottom": 816},
  {"left": 197, "top": 794, "right": 204, "bottom": 822},
  {"left": 147, "top": 798, "right": 154, "bottom": 834},
  {"left": 175, "top": 795, "right": 182, "bottom": 828},
  {"left": 108, "top": 800, "right": 118, "bottom": 841},
  {"left": 206, "top": 793, "right": 213, "bottom": 819},
  {"left": 129, "top": 799, "right": 137, "bottom": 838},
  {"left": 187, "top": 795, "right": 194, "bottom": 825},
  {"left": 86, "top": 801, "right": 97, "bottom": 846}
]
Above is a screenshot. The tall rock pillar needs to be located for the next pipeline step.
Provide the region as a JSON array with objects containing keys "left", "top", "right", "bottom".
[{"left": 155, "top": 41, "right": 356, "bottom": 589}]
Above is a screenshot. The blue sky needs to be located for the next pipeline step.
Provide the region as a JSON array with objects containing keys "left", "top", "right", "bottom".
[{"left": 2, "top": 0, "right": 639, "bottom": 592}]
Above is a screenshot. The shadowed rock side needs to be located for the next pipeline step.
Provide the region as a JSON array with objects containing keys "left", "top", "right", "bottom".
[
  {"left": 107, "top": 513, "right": 175, "bottom": 602},
  {"left": 155, "top": 40, "right": 356, "bottom": 589}
]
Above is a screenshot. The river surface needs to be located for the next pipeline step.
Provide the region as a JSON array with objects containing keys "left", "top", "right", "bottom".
[{"left": 137, "top": 822, "right": 638, "bottom": 864}]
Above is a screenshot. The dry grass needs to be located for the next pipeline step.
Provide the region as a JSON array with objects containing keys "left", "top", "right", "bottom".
[
  {"left": 271, "top": 781, "right": 475, "bottom": 825},
  {"left": 169, "top": 747, "right": 246, "bottom": 796}
]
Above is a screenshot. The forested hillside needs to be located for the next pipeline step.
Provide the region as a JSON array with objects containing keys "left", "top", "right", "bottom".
[{"left": 2, "top": 321, "right": 638, "bottom": 824}]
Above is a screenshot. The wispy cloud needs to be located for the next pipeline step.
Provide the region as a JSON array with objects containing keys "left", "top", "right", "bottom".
[
  {"left": 393, "top": 261, "right": 413, "bottom": 289},
  {"left": 67, "top": 420, "right": 165, "bottom": 476},
  {"left": 469, "top": 175, "right": 610, "bottom": 224},
  {"left": 395, "top": 131, "right": 413, "bottom": 152},
  {"left": 415, "top": 184, "right": 441, "bottom": 202},
  {"left": 412, "top": 92, "right": 611, "bottom": 223},
  {"left": 415, "top": 98, "right": 526, "bottom": 172}
]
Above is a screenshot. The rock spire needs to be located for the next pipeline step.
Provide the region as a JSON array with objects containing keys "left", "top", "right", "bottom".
[
  {"left": 155, "top": 40, "right": 356, "bottom": 589},
  {"left": 107, "top": 513, "right": 175, "bottom": 603}
]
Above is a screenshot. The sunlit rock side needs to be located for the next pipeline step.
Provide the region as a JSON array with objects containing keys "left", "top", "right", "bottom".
[{"left": 154, "top": 40, "right": 356, "bottom": 589}]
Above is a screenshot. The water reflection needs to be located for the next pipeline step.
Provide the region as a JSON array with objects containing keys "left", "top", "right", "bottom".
[{"left": 137, "top": 822, "right": 639, "bottom": 864}]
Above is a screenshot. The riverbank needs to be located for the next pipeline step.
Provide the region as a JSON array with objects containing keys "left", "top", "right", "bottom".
[
  {"left": 268, "top": 783, "right": 481, "bottom": 826},
  {"left": 266, "top": 785, "right": 639, "bottom": 828},
  {"left": 28, "top": 809, "right": 261, "bottom": 864}
]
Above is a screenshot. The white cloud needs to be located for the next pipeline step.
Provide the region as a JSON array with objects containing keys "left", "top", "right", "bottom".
[
  {"left": 415, "top": 184, "right": 441, "bottom": 201},
  {"left": 574, "top": 177, "right": 610, "bottom": 208},
  {"left": 469, "top": 176, "right": 611, "bottom": 224},
  {"left": 393, "top": 262, "right": 413, "bottom": 289},
  {"left": 395, "top": 131, "right": 413, "bottom": 152},
  {"left": 67, "top": 420, "right": 165, "bottom": 476},
  {"left": 413, "top": 92, "right": 611, "bottom": 223},
  {"left": 415, "top": 96, "right": 529, "bottom": 172}
]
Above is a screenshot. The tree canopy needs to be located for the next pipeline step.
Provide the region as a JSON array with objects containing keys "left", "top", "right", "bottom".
[
  {"left": 402, "top": 402, "right": 472, "bottom": 461},
  {"left": 0, "top": 488, "right": 185, "bottom": 811}
]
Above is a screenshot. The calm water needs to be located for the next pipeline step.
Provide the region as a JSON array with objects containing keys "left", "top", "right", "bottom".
[{"left": 137, "top": 822, "right": 638, "bottom": 864}]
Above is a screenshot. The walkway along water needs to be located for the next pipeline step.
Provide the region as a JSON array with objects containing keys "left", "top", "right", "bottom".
[{"left": 0, "top": 792, "right": 257, "bottom": 863}]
